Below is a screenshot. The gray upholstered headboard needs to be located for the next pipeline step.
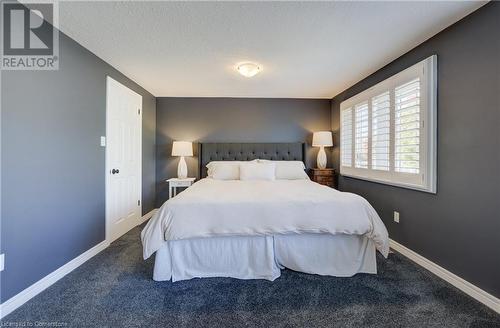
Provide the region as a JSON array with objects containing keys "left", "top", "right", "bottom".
[{"left": 199, "top": 143, "right": 305, "bottom": 178}]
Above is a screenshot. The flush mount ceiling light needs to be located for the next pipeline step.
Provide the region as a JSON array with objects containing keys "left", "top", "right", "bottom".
[{"left": 237, "top": 62, "right": 261, "bottom": 77}]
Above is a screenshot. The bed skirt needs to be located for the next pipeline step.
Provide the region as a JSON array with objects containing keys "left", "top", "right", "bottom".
[{"left": 152, "top": 234, "right": 377, "bottom": 281}]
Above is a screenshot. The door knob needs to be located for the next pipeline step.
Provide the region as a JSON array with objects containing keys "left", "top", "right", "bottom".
[{"left": 112, "top": 168, "right": 120, "bottom": 174}]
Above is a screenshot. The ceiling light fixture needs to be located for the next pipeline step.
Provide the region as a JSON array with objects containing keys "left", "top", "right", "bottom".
[{"left": 237, "top": 62, "right": 261, "bottom": 77}]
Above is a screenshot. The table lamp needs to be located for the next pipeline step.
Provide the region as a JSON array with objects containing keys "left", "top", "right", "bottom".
[
  {"left": 172, "top": 141, "right": 193, "bottom": 179},
  {"left": 312, "top": 131, "right": 333, "bottom": 169}
]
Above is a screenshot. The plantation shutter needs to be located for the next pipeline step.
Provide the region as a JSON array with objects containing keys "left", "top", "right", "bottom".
[
  {"left": 371, "top": 92, "right": 391, "bottom": 171},
  {"left": 395, "top": 78, "right": 421, "bottom": 174},
  {"left": 354, "top": 102, "right": 369, "bottom": 169},
  {"left": 340, "top": 107, "right": 353, "bottom": 167},
  {"left": 339, "top": 55, "right": 436, "bottom": 193}
]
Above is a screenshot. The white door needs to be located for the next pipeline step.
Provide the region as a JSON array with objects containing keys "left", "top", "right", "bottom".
[{"left": 106, "top": 77, "right": 142, "bottom": 242}]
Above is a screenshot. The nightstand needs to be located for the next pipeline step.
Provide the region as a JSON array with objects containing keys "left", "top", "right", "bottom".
[
  {"left": 311, "top": 169, "right": 335, "bottom": 188},
  {"left": 167, "top": 178, "right": 195, "bottom": 198}
]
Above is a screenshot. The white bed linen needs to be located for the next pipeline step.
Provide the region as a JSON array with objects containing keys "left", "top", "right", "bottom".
[
  {"left": 274, "top": 234, "right": 376, "bottom": 276},
  {"left": 142, "top": 179, "right": 389, "bottom": 259},
  {"left": 153, "top": 234, "right": 376, "bottom": 281},
  {"left": 154, "top": 235, "right": 280, "bottom": 281}
]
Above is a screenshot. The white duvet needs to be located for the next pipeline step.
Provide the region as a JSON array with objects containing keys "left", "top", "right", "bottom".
[{"left": 141, "top": 178, "right": 389, "bottom": 260}]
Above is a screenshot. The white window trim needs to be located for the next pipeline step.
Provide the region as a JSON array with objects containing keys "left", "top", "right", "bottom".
[{"left": 340, "top": 55, "right": 437, "bottom": 193}]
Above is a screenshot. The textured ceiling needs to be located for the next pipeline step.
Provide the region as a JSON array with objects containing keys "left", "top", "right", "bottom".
[{"left": 57, "top": 1, "right": 486, "bottom": 98}]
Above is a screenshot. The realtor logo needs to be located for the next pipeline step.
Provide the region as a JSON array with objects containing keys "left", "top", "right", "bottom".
[{"left": 1, "top": 0, "right": 59, "bottom": 70}]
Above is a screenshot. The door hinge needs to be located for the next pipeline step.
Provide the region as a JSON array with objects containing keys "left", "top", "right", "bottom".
[{"left": 138, "top": 108, "right": 141, "bottom": 115}]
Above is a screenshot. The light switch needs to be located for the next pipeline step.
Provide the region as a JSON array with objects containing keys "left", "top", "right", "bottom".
[
  {"left": 0, "top": 254, "right": 4, "bottom": 271},
  {"left": 100, "top": 136, "right": 106, "bottom": 147}
]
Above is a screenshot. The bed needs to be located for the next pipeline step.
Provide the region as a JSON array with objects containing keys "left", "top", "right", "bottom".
[{"left": 141, "top": 143, "right": 389, "bottom": 282}]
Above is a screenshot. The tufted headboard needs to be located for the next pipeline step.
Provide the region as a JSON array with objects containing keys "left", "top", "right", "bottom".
[{"left": 199, "top": 143, "right": 305, "bottom": 178}]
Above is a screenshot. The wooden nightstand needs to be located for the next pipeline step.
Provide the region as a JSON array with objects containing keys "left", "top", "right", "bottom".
[
  {"left": 167, "top": 178, "right": 195, "bottom": 198},
  {"left": 311, "top": 169, "right": 335, "bottom": 188}
]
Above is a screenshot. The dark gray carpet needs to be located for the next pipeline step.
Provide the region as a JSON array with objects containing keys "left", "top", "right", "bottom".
[{"left": 3, "top": 226, "right": 499, "bottom": 328}]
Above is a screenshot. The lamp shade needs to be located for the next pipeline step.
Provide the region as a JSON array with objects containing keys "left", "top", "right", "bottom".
[
  {"left": 172, "top": 141, "right": 193, "bottom": 157},
  {"left": 312, "top": 131, "right": 333, "bottom": 147}
]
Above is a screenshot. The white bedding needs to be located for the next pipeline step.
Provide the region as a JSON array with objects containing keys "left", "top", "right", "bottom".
[
  {"left": 141, "top": 178, "right": 389, "bottom": 260},
  {"left": 153, "top": 234, "right": 377, "bottom": 281}
]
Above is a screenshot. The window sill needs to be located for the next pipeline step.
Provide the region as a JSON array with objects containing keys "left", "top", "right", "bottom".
[{"left": 339, "top": 172, "right": 436, "bottom": 194}]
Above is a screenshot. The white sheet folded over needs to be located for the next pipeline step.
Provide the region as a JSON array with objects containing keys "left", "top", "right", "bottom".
[{"left": 141, "top": 179, "right": 389, "bottom": 259}]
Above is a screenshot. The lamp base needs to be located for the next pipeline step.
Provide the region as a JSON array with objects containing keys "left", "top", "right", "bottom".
[
  {"left": 317, "top": 146, "right": 327, "bottom": 169},
  {"left": 177, "top": 156, "right": 188, "bottom": 179}
]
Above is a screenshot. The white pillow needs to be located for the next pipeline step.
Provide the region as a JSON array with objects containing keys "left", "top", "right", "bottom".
[
  {"left": 206, "top": 161, "right": 241, "bottom": 180},
  {"left": 258, "top": 160, "right": 309, "bottom": 180},
  {"left": 239, "top": 162, "right": 276, "bottom": 181}
]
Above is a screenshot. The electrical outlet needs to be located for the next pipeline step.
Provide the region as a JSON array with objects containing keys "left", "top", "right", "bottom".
[
  {"left": 394, "top": 211, "right": 400, "bottom": 223},
  {"left": 0, "top": 254, "right": 4, "bottom": 271}
]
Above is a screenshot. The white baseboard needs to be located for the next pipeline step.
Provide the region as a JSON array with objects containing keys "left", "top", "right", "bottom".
[
  {"left": 138, "top": 208, "right": 158, "bottom": 225},
  {"left": 0, "top": 240, "right": 109, "bottom": 319},
  {"left": 390, "top": 239, "right": 500, "bottom": 314}
]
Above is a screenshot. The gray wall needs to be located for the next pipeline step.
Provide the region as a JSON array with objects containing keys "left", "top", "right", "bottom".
[
  {"left": 331, "top": 2, "right": 499, "bottom": 297},
  {"left": 142, "top": 96, "right": 157, "bottom": 215},
  {"left": 156, "top": 98, "right": 331, "bottom": 206},
  {"left": 0, "top": 31, "right": 156, "bottom": 302}
]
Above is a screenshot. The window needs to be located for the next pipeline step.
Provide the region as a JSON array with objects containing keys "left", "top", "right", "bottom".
[{"left": 340, "top": 55, "right": 437, "bottom": 193}]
